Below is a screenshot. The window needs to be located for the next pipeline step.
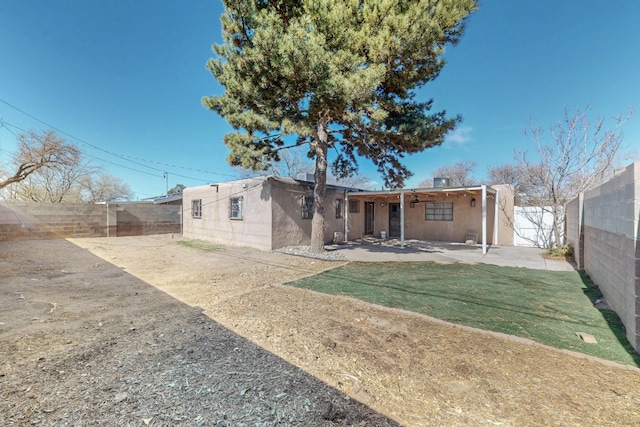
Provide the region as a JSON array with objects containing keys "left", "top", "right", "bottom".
[
  {"left": 192, "top": 199, "right": 202, "bottom": 218},
  {"left": 302, "top": 196, "right": 314, "bottom": 219},
  {"left": 426, "top": 202, "right": 453, "bottom": 221},
  {"left": 230, "top": 196, "right": 243, "bottom": 219},
  {"left": 335, "top": 199, "right": 343, "bottom": 219},
  {"left": 348, "top": 200, "right": 360, "bottom": 213}
]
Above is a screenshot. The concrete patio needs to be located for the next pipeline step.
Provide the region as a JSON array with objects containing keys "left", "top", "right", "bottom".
[{"left": 332, "top": 238, "right": 576, "bottom": 271}]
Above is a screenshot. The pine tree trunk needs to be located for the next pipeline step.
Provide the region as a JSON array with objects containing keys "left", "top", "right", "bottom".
[{"left": 310, "top": 121, "right": 328, "bottom": 253}]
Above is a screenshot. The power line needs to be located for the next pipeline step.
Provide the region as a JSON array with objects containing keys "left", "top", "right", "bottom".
[
  {"left": 0, "top": 97, "right": 238, "bottom": 182},
  {"left": 0, "top": 118, "right": 163, "bottom": 179}
]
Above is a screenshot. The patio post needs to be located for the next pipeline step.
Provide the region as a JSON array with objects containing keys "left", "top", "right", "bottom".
[
  {"left": 400, "top": 190, "right": 405, "bottom": 247},
  {"left": 482, "top": 185, "right": 487, "bottom": 254}
]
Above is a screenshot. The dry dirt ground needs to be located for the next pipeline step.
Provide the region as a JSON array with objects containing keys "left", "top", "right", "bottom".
[{"left": 2, "top": 235, "right": 640, "bottom": 426}]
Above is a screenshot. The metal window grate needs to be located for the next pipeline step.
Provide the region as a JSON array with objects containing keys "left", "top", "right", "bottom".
[
  {"left": 192, "top": 199, "right": 202, "bottom": 218},
  {"left": 425, "top": 202, "right": 453, "bottom": 221},
  {"left": 230, "top": 197, "right": 243, "bottom": 219},
  {"left": 302, "top": 196, "right": 314, "bottom": 219}
]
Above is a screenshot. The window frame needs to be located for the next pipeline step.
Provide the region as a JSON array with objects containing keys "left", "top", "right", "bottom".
[
  {"left": 348, "top": 199, "right": 360, "bottom": 213},
  {"left": 230, "top": 196, "right": 244, "bottom": 220},
  {"left": 301, "top": 195, "right": 314, "bottom": 219},
  {"left": 425, "top": 202, "right": 453, "bottom": 221},
  {"left": 192, "top": 199, "right": 202, "bottom": 219}
]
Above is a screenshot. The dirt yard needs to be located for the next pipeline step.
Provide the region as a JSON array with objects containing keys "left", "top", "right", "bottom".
[{"left": 2, "top": 235, "right": 640, "bottom": 426}]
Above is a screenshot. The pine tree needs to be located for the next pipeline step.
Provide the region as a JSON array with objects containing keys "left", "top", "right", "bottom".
[{"left": 204, "top": 0, "right": 477, "bottom": 252}]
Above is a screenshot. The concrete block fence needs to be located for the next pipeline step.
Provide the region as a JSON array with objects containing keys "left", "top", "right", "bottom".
[
  {"left": 566, "top": 161, "right": 640, "bottom": 353},
  {"left": 0, "top": 202, "right": 181, "bottom": 241}
]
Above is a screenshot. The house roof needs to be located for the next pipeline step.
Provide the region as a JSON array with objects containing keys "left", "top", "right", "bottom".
[
  {"left": 268, "top": 176, "right": 364, "bottom": 192},
  {"left": 152, "top": 193, "right": 183, "bottom": 204},
  {"left": 346, "top": 184, "right": 497, "bottom": 197}
]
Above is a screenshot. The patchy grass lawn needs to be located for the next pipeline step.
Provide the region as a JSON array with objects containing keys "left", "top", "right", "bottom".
[
  {"left": 287, "top": 262, "right": 640, "bottom": 367},
  {"left": 177, "top": 239, "right": 223, "bottom": 251}
]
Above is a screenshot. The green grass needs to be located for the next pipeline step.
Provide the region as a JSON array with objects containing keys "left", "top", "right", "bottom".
[
  {"left": 286, "top": 262, "right": 640, "bottom": 367},
  {"left": 177, "top": 239, "right": 223, "bottom": 252}
]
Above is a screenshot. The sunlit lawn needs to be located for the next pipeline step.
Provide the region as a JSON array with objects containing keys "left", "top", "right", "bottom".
[{"left": 286, "top": 262, "right": 640, "bottom": 366}]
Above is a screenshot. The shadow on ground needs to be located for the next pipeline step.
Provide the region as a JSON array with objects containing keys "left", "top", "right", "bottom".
[
  {"left": 0, "top": 240, "right": 398, "bottom": 426},
  {"left": 579, "top": 271, "right": 640, "bottom": 366}
]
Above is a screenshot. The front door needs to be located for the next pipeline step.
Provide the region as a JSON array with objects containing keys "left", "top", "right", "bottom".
[
  {"left": 389, "top": 203, "right": 401, "bottom": 237},
  {"left": 364, "top": 202, "right": 375, "bottom": 235}
]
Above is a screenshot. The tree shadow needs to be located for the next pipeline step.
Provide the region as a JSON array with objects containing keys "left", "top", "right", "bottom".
[
  {"left": 579, "top": 270, "right": 640, "bottom": 366},
  {"left": 0, "top": 239, "right": 400, "bottom": 426}
]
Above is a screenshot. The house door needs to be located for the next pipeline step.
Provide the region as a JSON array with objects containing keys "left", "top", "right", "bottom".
[
  {"left": 364, "top": 202, "right": 375, "bottom": 235},
  {"left": 389, "top": 203, "right": 401, "bottom": 237}
]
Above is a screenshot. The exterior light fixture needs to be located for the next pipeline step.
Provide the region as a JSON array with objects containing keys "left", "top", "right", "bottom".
[{"left": 470, "top": 198, "right": 476, "bottom": 207}]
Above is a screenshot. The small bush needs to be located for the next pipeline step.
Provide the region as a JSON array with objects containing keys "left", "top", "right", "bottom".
[{"left": 547, "top": 244, "right": 573, "bottom": 258}]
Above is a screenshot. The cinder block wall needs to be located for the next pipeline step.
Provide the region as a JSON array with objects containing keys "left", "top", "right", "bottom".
[
  {"left": 568, "top": 162, "right": 640, "bottom": 352},
  {"left": 115, "top": 204, "right": 181, "bottom": 236},
  {"left": 0, "top": 202, "right": 181, "bottom": 240},
  {"left": 0, "top": 203, "right": 107, "bottom": 239}
]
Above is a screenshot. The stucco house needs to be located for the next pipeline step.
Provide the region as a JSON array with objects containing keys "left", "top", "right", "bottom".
[
  {"left": 182, "top": 175, "right": 354, "bottom": 251},
  {"left": 182, "top": 175, "right": 515, "bottom": 252}
]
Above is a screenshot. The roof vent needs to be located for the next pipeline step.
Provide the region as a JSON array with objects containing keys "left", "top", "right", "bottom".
[
  {"left": 296, "top": 173, "right": 315, "bottom": 182},
  {"left": 433, "top": 177, "right": 450, "bottom": 188}
]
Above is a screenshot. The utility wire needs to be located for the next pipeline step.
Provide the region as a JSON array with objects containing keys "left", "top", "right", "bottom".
[
  {"left": 0, "top": 97, "right": 238, "bottom": 182},
  {"left": 1, "top": 118, "right": 162, "bottom": 179}
]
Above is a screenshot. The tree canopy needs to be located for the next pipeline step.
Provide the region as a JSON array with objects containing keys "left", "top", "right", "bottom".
[
  {"left": 0, "top": 130, "right": 80, "bottom": 193},
  {"left": 1, "top": 129, "right": 133, "bottom": 203},
  {"left": 489, "top": 107, "right": 633, "bottom": 247},
  {"left": 418, "top": 160, "right": 477, "bottom": 187},
  {"left": 204, "top": 0, "right": 477, "bottom": 250}
]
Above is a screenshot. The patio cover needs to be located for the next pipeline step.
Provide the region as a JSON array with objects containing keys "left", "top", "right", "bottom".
[{"left": 345, "top": 185, "right": 499, "bottom": 254}]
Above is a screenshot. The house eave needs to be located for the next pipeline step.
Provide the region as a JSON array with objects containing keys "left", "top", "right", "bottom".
[{"left": 346, "top": 185, "right": 497, "bottom": 197}]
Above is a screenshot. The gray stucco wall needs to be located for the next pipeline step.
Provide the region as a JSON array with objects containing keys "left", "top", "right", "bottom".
[
  {"left": 565, "top": 194, "right": 584, "bottom": 269},
  {"left": 269, "top": 179, "right": 347, "bottom": 249},
  {"left": 567, "top": 162, "right": 640, "bottom": 351},
  {"left": 182, "top": 179, "right": 273, "bottom": 251},
  {"left": 182, "top": 177, "right": 349, "bottom": 251}
]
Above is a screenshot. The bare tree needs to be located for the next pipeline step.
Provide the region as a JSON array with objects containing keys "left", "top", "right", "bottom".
[
  {"left": 515, "top": 106, "right": 632, "bottom": 246},
  {"left": 234, "top": 146, "right": 314, "bottom": 179},
  {"left": 487, "top": 164, "right": 523, "bottom": 192},
  {"left": 1, "top": 129, "right": 136, "bottom": 204},
  {"left": 236, "top": 146, "right": 372, "bottom": 189},
  {"left": 10, "top": 144, "right": 89, "bottom": 203},
  {"left": 79, "top": 173, "right": 134, "bottom": 202},
  {"left": 487, "top": 162, "right": 547, "bottom": 205},
  {"left": 417, "top": 160, "right": 477, "bottom": 187},
  {"left": 0, "top": 130, "right": 81, "bottom": 192}
]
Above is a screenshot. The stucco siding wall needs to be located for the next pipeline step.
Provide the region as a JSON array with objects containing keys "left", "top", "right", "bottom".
[
  {"left": 182, "top": 179, "right": 272, "bottom": 251},
  {"left": 270, "top": 180, "right": 346, "bottom": 249},
  {"left": 346, "top": 190, "right": 498, "bottom": 244},
  {"left": 346, "top": 198, "right": 365, "bottom": 240},
  {"left": 270, "top": 180, "right": 313, "bottom": 248},
  {"left": 492, "top": 185, "right": 515, "bottom": 246},
  {"left": 565, "top": 194, "right": 583, "bottom": 269},
  {"left": 581, "top": 162, "right": 640, "bottom": 351}
]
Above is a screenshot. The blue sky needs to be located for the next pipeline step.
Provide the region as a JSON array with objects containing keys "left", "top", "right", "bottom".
[{"left": 1, "top": 1, "right": 638, "bottom": 199}]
